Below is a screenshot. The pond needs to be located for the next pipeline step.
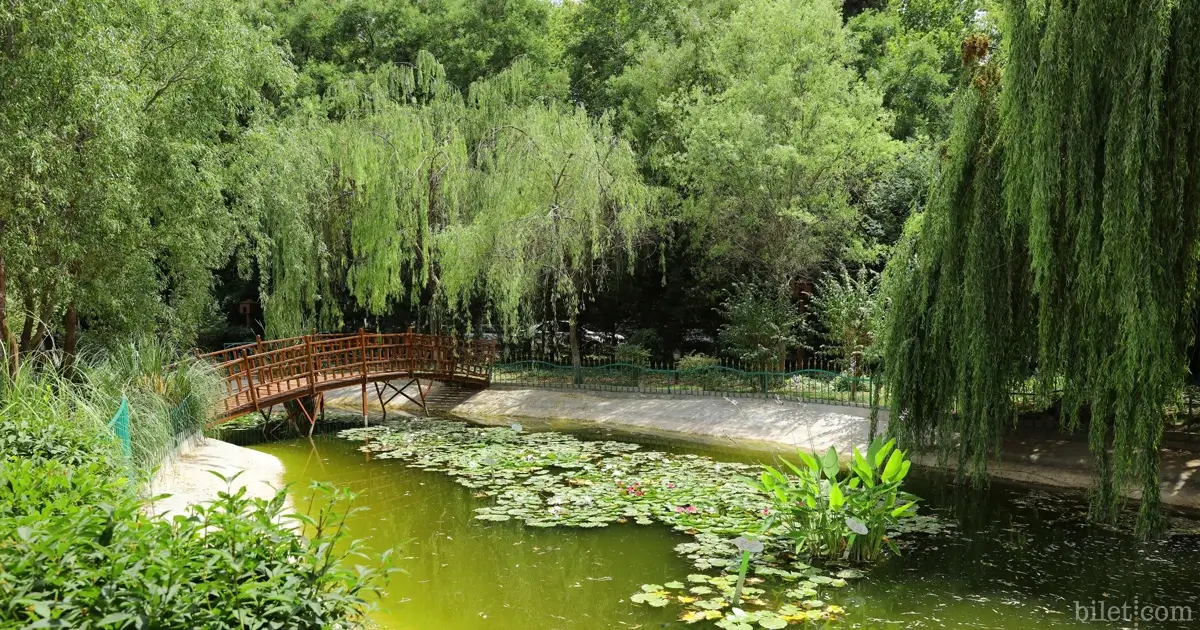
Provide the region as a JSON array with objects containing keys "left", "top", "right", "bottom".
[{"left": 235, "top": 418, "right": 1200, "bottom": 629}]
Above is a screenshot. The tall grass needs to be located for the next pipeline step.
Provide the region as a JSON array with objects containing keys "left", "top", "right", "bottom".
[
  {"left": 0, "top": 337, "right": 220, "bottom": 473},
  {"left": 0, "top": 350, "right": 117, "bottom": 466},
  {"left": 80, "top": 337, "right": 221, "bottom": 471}
]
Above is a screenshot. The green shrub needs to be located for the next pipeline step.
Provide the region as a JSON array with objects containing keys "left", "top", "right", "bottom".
[
  {"left": 0, "top": 364, "right": 114, "bottom": 467},
  {"left": 0, "top": 459, "right": 390, "bottom": 629},
  {"left": 676, "top": 353, "right": 723, "bottom": 391},
  {"left": 0, "top": 344, "right": 390, "bottom": 630},
  {"left": 614, "top": 342, "right": 651, "bottom": 366},
  {"left": 676, "top": 352, "right": 720, "bottom": 371}
]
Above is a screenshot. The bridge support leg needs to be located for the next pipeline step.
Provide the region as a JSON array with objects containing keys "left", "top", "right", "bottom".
[
  {"left": 298, "top": 396, "right": 321, "bottom": 438},
  {"left": 361, "top": 381, "right": 368, "bottom": 427},
  {"left": 390, "top": 377, "right": 429, "bottom": 417},
  {"left": 374, "top": 380, "right": 415, "bottom": 419}
]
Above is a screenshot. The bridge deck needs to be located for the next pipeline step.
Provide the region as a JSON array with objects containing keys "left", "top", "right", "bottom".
[{"left": 199, "top": 330, "right": 495, "bottom": 425}]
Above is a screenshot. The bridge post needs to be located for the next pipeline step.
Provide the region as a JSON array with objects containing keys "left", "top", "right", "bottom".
[
  {"left": 406, "top": 326, "right": 415, "bottom": 374},
  {"left": 359, "top": 328, "right": 368, "bottom": 427},
  {"left": 242, "top": 355, "right": 259, "bottom": 412}
]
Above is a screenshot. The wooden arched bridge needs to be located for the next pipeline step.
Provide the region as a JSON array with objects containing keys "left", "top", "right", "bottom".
[{"left": 197, "top": 330, "right": 496, "bottom": 430}]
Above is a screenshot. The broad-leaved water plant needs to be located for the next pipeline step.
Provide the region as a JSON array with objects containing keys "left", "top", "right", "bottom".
[{"left": 751, "top": 438, "right": 919, "bottom": 563}]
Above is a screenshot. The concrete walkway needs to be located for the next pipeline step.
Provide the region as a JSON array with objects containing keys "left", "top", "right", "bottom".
[
  {"left": 144, "top": 436, "right": 288, "bottom": 518},
  {"left": 323, "top": 381, "right": 1200, "bottom": 512}
]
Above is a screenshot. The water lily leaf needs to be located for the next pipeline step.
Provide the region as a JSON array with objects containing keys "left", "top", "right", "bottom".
[
  {"left": 687, "top": 574, "right": 712, "bottom": 583},
  {"left": 689, "top": 586, "right": 715, "bottom": 595},
  {"left": 835, "top": 569, "right": 864, "bottom": 579},
  {"left": 664, "top": 581, "right": 685, "bottom": 589},
  {"left": 758, "top": 615, "right": 788, "bottom": 629},
  {"left": 641, "top": 584, "right": 664, "bottom": 593}
]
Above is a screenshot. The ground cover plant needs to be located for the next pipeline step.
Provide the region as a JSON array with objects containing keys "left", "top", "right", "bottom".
[
  {"left": 0, "top": 352, "right": 390, "bottom": 629},
  {"left": 339, "top": 420, "right": 948, "bottom": 627}
]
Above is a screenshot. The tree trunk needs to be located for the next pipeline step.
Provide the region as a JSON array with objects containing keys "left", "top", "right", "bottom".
[
  {"left": 0, "top": 246, "right": 13, "bottom": 376},
  {"left": 18, "top": 292, "right": 33, "bottom": 352},
  {"left": 63, "top": 303, "right": 78, "bottom": 375},
  {"left": 569, "top": 313, "right": 583, "bottom": 386}
]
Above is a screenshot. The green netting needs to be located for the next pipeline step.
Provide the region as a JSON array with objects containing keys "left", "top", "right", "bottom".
[
  {"left": 491, "top": 361, "right": 881, "bottom": 408},
  {"left": 107, "top": 396, "right": 132, "bottom": 459}
]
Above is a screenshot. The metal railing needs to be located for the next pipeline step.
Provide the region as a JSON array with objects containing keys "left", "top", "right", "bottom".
[{"left": 490, "top": 358, "right": 884, "bottom": 409}]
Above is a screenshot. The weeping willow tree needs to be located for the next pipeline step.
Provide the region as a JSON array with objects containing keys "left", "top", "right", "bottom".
[
  {"left": 884, "top": 1, "right": 1200, "bottom": 536},
  {"left": 1003, "top": 0, "right": 1200, "bottom": 534},
  {"left": 242, "top": 53, "right": 654, "bottom": 355},
  {"left": 437, "top": 79, "right": 655, "bottom": 377},
  {"left": 882, "top": 35, "right": 1035, "bottom": 480},
  {"left": 235, "top": 52, "right": 472, "bottom": 337}
]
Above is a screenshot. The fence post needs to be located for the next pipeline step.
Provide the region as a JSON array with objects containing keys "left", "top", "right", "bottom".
[{"left": 242, "top": 354, "right": 259, "bottom": 411}]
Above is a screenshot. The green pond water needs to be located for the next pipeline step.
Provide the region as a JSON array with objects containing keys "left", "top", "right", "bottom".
[{"left": 236, "top": 420, "right": 1200, "bottom": 630}]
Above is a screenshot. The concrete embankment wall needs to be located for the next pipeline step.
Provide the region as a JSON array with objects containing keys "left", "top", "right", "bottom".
[{"left": 326, "top": 380, "right": 1200, "bottom": 511}]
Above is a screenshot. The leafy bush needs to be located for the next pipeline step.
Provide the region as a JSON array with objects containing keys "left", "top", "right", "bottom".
[
  {"left": 614, "top": 342, "right": 652, "bottom": 366},
  {"left": 676, "top": 352, "right": 720, "bottom": 372},
  {"left": 0, "top": 344, "right": 390, "bottom": 629},
  {"left": 676, "top": 353, "right": 722, "bottom": 391},
  {"left": 0, "top": 363, "right": 114, "bottom": 467},
  {"left": 0, "top": 459, "right": 390, "bottom": 628},
  {"left": 750, "top": 438, "right": 919, "bottom": 563},
  {"left": 803, "top": 265, "right": 881, "bottom": 376},
  {"left": 718, "top": 283, "right": 801, "bottom": 371}
]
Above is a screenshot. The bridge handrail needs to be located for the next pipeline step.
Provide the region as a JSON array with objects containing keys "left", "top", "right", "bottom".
[{"left": 202, "top": 329, "right": 496, "bottom": 423}]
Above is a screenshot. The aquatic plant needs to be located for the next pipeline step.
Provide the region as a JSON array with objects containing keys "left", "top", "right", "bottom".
[
  {"left": 339, "top": 421, "right": 946, "bottom": 627},
  {"left": 751, "top": 438, "right": 918, "bottom": 563}
]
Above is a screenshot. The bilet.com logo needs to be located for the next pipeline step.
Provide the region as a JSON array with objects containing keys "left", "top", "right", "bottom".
[{"left": 1075, "top": 599, "right": 1193, "bottom": 625}]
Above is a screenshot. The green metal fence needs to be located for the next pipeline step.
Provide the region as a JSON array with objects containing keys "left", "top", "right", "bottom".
[
  {"left": 107, "top": 396, "right": 132, "bottom": 458},
  {"left": 490, "top": 360, "right": 884, "bottom": 408}
]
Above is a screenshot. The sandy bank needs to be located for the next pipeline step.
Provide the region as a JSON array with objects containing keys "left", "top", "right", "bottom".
[{"left": 145, "top": 436, "right": 287, "bottom": 518}]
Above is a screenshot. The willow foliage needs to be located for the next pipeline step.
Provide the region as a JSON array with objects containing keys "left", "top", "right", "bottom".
[
  {"left": 1002, "top": 0, "right": 1200, "bottom": 534},
  {"left": 883, "top": 45, "right": 1034, "bottom": 479},
  {"left": 884, "top": 1, "right": 1200, "bottom": 536},
  {"left": 242, "top": 53, "right": 653, "bottom": 339},
  {"left": 437, "top": 93, "right": 653, "bottom": 336}
]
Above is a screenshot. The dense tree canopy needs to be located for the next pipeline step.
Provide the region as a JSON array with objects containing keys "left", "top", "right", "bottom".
[{"left": 0, "top": 0, "right": 288, "bottom": 362}]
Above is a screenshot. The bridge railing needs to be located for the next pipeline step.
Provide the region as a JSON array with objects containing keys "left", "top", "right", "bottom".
[{"left": 199, "top": 330, "right": 496, "bottom": 421}]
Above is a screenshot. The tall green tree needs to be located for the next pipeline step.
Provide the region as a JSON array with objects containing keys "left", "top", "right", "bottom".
[
  {"left": 0, "top": 0, "right": 287, "bottom": 363},
  {"left": 655, "top": 0, "right": 897, "bottom": 293}
]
